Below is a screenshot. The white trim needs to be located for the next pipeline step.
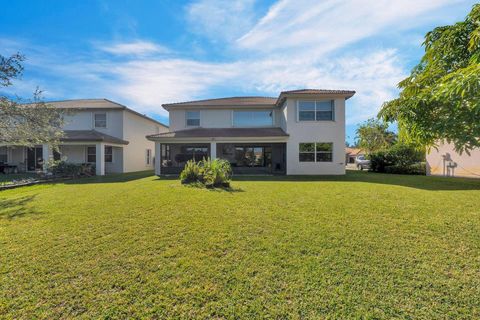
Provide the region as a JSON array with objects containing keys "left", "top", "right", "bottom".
[
  {"left": 93, "top": 112, "right": 108, "bottom": 129},
  {"left": 296, "top": 99, "right": 335, "bottom": 122},
  {"left": 185, "top": 110, "right": 201, "bottom": 128}
]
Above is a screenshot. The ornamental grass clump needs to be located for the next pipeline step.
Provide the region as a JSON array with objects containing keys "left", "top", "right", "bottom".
[{"left": 180, "top": 158, "right": 232, "bottom": 188}]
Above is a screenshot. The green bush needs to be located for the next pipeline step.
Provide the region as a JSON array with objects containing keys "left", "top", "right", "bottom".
[
  {"left": 180, "top": 158, "right": 232, "bottom": 188},
  {"left": 384, "top": 162, "right": 426, "bottom": 175},
  {"left": 369, "top": 144, "right": 425, "bottom": 175},
  {"left": 179, "top": 160, "right": 201, "bottom": 183},
  {"left": 47, "top": 160, "right": 95, "bottom": 177}
]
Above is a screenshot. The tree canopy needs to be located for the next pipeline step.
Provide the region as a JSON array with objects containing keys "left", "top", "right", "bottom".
[
  {"left": 355, "top": 118, "right": 396, "bottom": 154},
  {"left": 0, "top": 53, "right": 65, "bottom": 147},
  {"left": 379, "top": 4, "right": 480, "bottom": 152}
]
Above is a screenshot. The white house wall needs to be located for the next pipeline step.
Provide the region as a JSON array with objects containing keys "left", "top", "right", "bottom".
[
  {"left": 62, "top": 109, "right": 124, "bottom": 138},
  {"left": 123, "top": 111, "right": 168, "bottom": 172},
  {"left": 285, "top": 98, "right": 346, "bottom": 175}
]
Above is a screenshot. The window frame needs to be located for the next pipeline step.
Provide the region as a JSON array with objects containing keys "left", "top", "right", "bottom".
[
  {"left": 146, "top": 149, "right": 152, "bottom": 165},
  {"left": 86, "top": 146, "right": 96, "bottom": 163},
  {"left": 185, "top": 110, "right": 201, "bottom": 127},
  {"left": 298, "top": 143, "right": 315, "bottom": 162},
  {"left": 298, "top": 142, "right": 333, "bottom": 163},
  {"left": 105, "top": 146, "right": 113, "bottom": 163},
  {"left": 94, "top": 112, "right": 107, "bottom": 128},
  {"left": 297, "top": 100, "right": 335, "bottom": 122},
  {"left": 232, "top": 110, "right": 275, "bottom": 127}
]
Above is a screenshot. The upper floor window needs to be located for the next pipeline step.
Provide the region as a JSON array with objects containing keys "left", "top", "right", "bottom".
[
  {"left": 94, "top": 113, "right": 107, "bottom": 128},
  {"left": 186, "top": 111, "right": 200, "bottom": 127},
  {"left": 233, "top": 110, "right": 273, "bottom": 127},
  {"left": 298, "top": 100, "right": 334, "bottom": 121}
]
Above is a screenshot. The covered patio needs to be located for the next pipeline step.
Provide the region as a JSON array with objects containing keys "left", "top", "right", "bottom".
[
  {"left": 0, "top": 130, "right": 128, "bottom": 176},
  {"left": 147, "top": 127, "right": 289, "bottom": 175}
]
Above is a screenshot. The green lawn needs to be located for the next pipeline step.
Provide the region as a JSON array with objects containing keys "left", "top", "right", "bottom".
[{"left": 1, "top": 171, "right": 480, "bottom": 319}]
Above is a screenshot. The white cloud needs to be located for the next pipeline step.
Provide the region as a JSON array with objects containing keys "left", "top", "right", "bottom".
[
  {"left": 186, "top": 0, "right": 258, "bottom": 42},
  {"left": 237, "top": 0, "right": 464, "bottom": 53},
  {"left": 97, "top": 40, "right": 170, "bottom": 56}
]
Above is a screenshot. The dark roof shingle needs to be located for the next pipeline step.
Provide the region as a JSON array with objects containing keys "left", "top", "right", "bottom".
[
  {"left": 147, "top": 127, "right": 289, "bottom": 139},
  {"left": 61, "top": 130, "right": 129, "bottom": 145}
]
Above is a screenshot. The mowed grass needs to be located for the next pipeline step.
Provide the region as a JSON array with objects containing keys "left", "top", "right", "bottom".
[{"left": 1, "top": 171, "right": 480, "bottom": 319}]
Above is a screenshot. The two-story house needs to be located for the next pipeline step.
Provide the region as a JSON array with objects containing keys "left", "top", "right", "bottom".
[
  {"left": 0, "top": 99, "right": 168, "bottom": 175},
  {"left": 147, "top": 89, "right": 355, "bottom": 175}
]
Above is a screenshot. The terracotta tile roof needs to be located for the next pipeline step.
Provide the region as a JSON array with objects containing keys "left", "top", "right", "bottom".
[
  {"left": 61, "top": 130, "right": 129, "bottom": 145},
  {"left": 147, "top": 127, "right": 289, "bottom": 139},
  {"left": 345, "top": 147, "right": 364, "bottom": 155},
  {"left": 162, "top": 96, "right": 278, "bottom": 109}
]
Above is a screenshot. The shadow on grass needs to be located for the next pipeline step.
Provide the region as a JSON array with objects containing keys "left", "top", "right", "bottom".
[
  {"left": 0, "top": 195, "right": 42, "bottom": 220},
  {"left": 231, "top": 170, "right": 480, "bottom": 191},
  {"left": 62, "top": 170, "right": 155, "bottom": 185}
]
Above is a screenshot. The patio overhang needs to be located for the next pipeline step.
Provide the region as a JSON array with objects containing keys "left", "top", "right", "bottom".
[
  {"left": 61, "top": 130, "right": 129, "bottom": 146},
  {"left": 146, "top": 127, "right": 289, "bottom": 143}
]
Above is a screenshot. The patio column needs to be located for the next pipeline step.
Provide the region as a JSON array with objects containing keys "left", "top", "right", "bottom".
[
  {"left": 96, "top": 142, "right": 105, "bottom": 176},
  {"left": 154, "top": 142, "right": 161, "bottom": 175},
  {"left": 210, "top": 141, "right": 217, "bottom": 160},
  {"left": 42, "top": 144, "right": 53, "bottom": 172}
]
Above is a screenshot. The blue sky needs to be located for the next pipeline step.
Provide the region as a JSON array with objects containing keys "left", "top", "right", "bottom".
[{"left": 0, "top": 0, "right": 477, "bottom": 143}]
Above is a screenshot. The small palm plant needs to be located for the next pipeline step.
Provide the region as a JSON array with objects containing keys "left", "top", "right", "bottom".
[{"left": 179, "top": 158, "right": 232, "bottom": 188}]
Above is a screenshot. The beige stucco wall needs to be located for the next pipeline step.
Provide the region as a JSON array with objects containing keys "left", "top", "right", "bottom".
[
  {"left": 123, "top": 111, "right": 168, "bottom": 172},
  {"left": 284, "top": 98, "right": 346, "bottom": 175},
  {"left": 168, "top": 108, "right": 281, "bottom": 131},
  {"left": 427, "top": 142, "right": 480, "bottom": 178},
  {"left": 63, "top": 109, "right": 124, "bottom": 138}
]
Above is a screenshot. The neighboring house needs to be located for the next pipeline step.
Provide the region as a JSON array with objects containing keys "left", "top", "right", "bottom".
[
  {"left": 345, "top": 147, "right": 365, "bottom": 164},
  {"left": 426, "top": 141, "right": 480, "bottom": 178},
  {"left": 0, "top": 99, "right": 168, "bottom": 175},
  {"left": 147, "top": 89, "right": 355, "bottom": 175}
]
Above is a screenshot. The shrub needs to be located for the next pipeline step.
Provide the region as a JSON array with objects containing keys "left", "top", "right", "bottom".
[
  {"left": 369, "top": 144, "right": 425, "bottom": 174},
  {"left": 384, "top": 162, "right": 426, "bottom": 175},
  {"left": 47, "top": 160, "right": 95, "bottom": 178},
  {"left": 180, "top": 158, "right": 232, "bottom": 188},
  {"left": 179, "top": 160, "right": 201, "bottom": 183}
]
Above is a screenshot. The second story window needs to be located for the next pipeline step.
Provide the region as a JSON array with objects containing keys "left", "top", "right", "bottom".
[
  {"left": 94, "top": 113, "right": 107, "bottom": 128},
  {"left": 298, "top": 100, "right": 334, "bottom": 121},
  {"left": 186, "top": 111, "right": 200, "bottom": 127},
  {"left": 233, "top": 110, "right": 273, "bottom": 127}
]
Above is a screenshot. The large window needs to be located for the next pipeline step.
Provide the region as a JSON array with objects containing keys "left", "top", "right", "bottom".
[
  {"left": 94, "top": 113, "right": 107, "bottom": 128},
  {"left": 298, "top": 100, "right": 334, "bottom": 121},
  {"left": 186, "top": 111, "right": 200, "bottom": 127},
  {"left": 299, "top": 142, "right": 333, "bottom": 162},
  {"left": 233, "top": 110, "right": 273, "bottom": 127}
]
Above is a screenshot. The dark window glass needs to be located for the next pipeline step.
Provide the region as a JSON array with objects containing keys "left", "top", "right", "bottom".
[
  {"left": 299, "top": 153, "right": 315, "bottom": 162},
  {"left": 87, "top": 146, "right": 96, "bottom": 163},
  {"left": 316, "top": 142, "right": 333, "bottom": 162},
  {"left": 316, "top": 101, "right": 334, "bottom": 121},
  {"left": 105, "top": 146, "right": 113, "bottom": 163},
  {"left": 53, "top": 150, "right": 61, "bottom": 161},
  {"left": 233, "top": 111, "right": 273, "bottom": 127},
  {"left": 94, "top": 113, "right": 107, "bottom": 128},
  {"left": 299, "top": 143, "right": 315, "bottom": 162},
  {"left": 298, "top": 101, "right": 315, "bottom": 121},
  {"left": 186, "top": 111, "right": 200, "bottom": 126}
]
